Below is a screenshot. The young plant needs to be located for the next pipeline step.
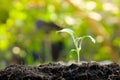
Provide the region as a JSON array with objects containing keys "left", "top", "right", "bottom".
[{"left": 57, "top": 28, "right": 95, "bottom": 63}]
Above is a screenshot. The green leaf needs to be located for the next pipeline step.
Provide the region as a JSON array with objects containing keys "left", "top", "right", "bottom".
[
  {"left": 86, "top": 35, "right": 96, "bottom": 43},
  {"left": 57, "top": 28, "right": 74, "bottom": 36},
  {"left": 70, "top": 49, "right": 77, "bottom": 53}
]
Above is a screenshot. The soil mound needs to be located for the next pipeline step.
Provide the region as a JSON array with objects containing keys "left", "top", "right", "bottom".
[{"left": 0, "top": 62, "right": 120, "bottom": 80}]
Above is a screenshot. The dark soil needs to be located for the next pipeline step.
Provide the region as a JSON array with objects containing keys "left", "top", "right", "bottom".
[{"left": 0, "top": 62, "right": 120, "bottom": 80}]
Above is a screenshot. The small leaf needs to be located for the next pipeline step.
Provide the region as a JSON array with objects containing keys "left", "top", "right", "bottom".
[
  {"left": 70, "top": 49, "right": 77, "bottom": 53},
  {"left": 86, "top": 35, "right": 96, "bottom": 43},
  {"left": 57, "top": 28, "right": 74, "bottom": 36}
]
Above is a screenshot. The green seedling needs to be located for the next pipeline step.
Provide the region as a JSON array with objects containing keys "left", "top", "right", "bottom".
[{"left": 57, "top": 28, "right": 95, "bottom": 63}]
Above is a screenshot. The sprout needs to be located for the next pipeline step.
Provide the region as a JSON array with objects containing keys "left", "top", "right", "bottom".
[{"left": 57, "top": 28, "right": 96, "bottom": 63}]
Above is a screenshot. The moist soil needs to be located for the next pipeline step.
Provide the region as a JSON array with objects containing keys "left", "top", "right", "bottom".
[{"left": 0, "top": 62, "right": 120, "bottom": 80}]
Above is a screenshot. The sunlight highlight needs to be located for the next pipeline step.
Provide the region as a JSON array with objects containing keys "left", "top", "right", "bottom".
[
  {"left": 103, "top": 3, "right": 119, "bottom": 14},
  {"left": 86, "top": 1, "right": 96, "bottom": 10},
  {"left": 65, "top": 16, "right": 75, "bottom": 25},
  {"left": 12, "top": 46, "right": 20, "bottom": 54},
  {"left": 88, "top": 12, "right": 102, "bottom": 21},
  {"left": 96, "top": 36, "right": 104, "bottom": 43}
]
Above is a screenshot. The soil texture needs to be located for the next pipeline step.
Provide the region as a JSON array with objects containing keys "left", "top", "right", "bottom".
[{"left": 0, "top": 62, "right": 120, "bottom": 80}]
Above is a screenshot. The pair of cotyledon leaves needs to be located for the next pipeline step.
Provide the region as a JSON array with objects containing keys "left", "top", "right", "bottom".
[
  {"left": 57, "top": 28, "right": 96, "bottom": 52},
  {"left": 57, "top": 28, "right": 95, "bottom": 43}
]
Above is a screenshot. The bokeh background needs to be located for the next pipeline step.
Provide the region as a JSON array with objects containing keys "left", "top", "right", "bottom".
[{"left": 0, "top": 0, "right": 120, "bottom": 68}]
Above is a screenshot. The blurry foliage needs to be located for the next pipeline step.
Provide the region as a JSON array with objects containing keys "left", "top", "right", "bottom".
[{"left": 0, "top": 0, "right": 120, "bottom": 67}]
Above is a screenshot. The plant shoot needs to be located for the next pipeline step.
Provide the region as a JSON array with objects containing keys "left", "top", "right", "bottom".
[{"left": 57, "top": 28, "right": 96, "bottom": 63}]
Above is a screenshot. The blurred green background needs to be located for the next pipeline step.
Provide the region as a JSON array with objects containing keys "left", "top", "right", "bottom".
[{"left": 0, "top": 0, "right": 120, "bottom": 68}]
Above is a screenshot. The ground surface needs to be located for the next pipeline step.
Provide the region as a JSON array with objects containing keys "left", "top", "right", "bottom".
[{"left": 0, "top": 62, "right": 120, "bottom": 80}]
